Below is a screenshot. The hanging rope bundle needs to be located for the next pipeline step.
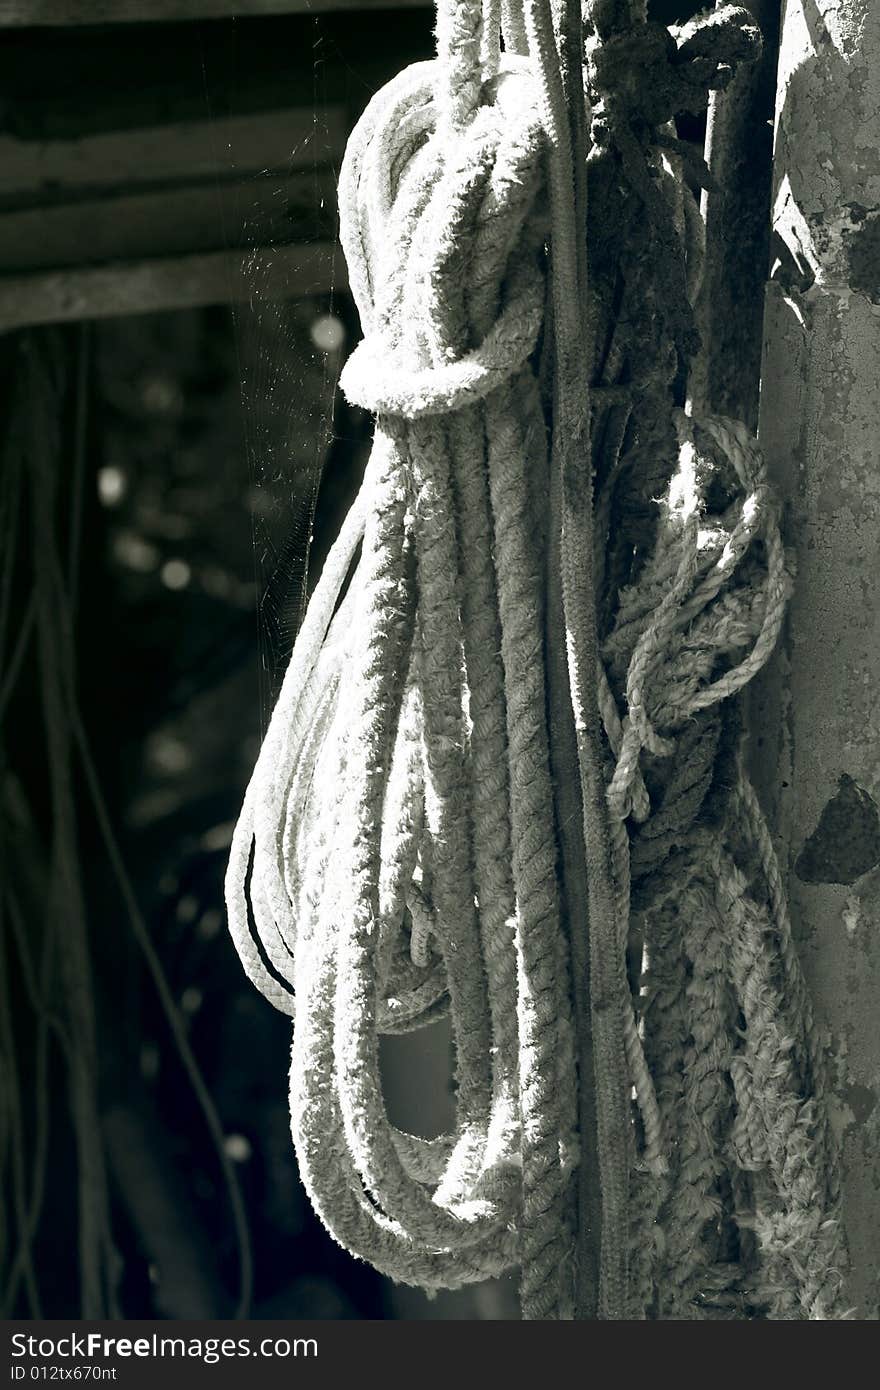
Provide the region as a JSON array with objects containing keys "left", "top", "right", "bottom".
[
  {"left": 227, "top": 0, "right": 581, "bottom": 1319},
  {"left": 581, "top": 2, "right": 848, "bottom": 1319},
  {"left": 226, "top": 0, "right": 846, "bottom": 1319},
  {"left": 603, "top": 412, "right": 845, "bottom": 1319}
]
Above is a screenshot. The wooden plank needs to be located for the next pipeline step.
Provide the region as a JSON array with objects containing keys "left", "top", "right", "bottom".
[
  {"left": 0, "top": 0, "right": 428, "bottom": 24},
  {"left": 0, "top": 242, "right": 345, "bottom": 329},
  {"left": 0, "top": 172, "right": 338, "bottom": 270},
  {"left": 0, "top": 108, "right": 345, "bottom": 205},
  {"left": 0, "top": 12, "right": 434, "bottom": 147}
]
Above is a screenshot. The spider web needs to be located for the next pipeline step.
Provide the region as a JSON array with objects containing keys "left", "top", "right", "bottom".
[
  {"left": 223, "top": 1, "right": 701, "bottom": 739},
  {"left": 222, "top": 18, "right": 355, "bottom": 734},
  {"left": 233, "top": 263, "right": 344, "bottom": 732}
]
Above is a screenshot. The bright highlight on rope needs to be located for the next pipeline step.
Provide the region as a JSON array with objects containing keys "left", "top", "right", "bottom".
[
  {"left": 228, "top": 5, "right": 577, "bottom": 1320},
  {"left": 226, "top": 0, "right": 847, "bottom": 1320}
]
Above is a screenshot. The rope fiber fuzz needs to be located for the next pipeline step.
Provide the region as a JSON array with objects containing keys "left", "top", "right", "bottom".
[
  {"left": 226, "top": 0, "right": 847, "bottom": 1319},
  {"left": 229, "top": 0, "right": 578, "bottom": 1319}
]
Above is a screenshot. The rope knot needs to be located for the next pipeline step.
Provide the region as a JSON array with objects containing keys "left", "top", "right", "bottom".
[
  {"left": 337, "top": 55, "right": 549, "bottom": 423},
  {"left": 339, "top": 256, "right": 545, "bottom": 419},
  {"left": 587, "top": 6, "right": 762, "bottom": 144},
  {"left": 227, "top": 0, "right": 844, "bottom": 1324},
  {"left": 603, "top": 411, "right": 791, "bottom": 824},
  {"left": 228, "top": 5, "right": 580, "bottom": 1315}
]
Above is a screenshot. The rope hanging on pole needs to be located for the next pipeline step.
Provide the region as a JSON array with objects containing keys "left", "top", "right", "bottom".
[{"left": 226, "top": 0, "right": 847, "bottom": 1319}]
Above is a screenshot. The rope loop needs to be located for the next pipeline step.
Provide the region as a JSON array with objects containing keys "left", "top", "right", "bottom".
[
  {"left": 604, "top": 408, "right": 791, "bottom": 824},
  {"left": 227, "top": 0, "right": 846, "bottom": 1322},
  {"left": 339, "top": 254, "right": 545, "bottom": 419},
  {"left": 228, "top": 0, "right": 581, "bottom": 1316}
]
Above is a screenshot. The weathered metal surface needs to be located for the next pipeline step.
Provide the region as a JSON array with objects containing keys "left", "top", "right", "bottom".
[{"left": 754, "top": 0, "right": 880, "bottom": 1319}]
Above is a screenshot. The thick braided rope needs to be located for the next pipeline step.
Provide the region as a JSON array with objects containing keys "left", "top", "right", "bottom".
[
  {"left": 596, "top": 280, "right": 845, "bottom": 1321},
  {"left": 576, "top": 1, "right": 846, "bottom": 1319},
  {"left": 599, "top": 408, "right": 846, "bottom": 1317},
  {"left": 226, "top": 0, "right": 581, "bottom": 1317},
  {"left": 226, "top": 0, "right": 846, "bottom": 1321}
]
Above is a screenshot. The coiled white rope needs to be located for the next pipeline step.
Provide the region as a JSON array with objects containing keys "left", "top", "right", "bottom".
[
  {"left": 227, "top": 0, "right": 580, "bottom": 1317},
  {"left": 227, "top": 0, "right": 846, "bottom": 1321}
]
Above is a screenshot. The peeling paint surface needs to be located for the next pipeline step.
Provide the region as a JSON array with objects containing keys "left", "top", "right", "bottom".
[
  {"left": 773, "top": 0, "right": 880, "bottom": 298},
  {"left": 795, "top": 774, "right": 880, "bottom": 884},
  {"left": 848, "top": 213, "right": 880, "bottom": 302}
]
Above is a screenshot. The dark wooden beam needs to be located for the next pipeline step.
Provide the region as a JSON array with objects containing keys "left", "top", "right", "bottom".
[
  {"left": 0, "top": 109, "right": 346, "bottom": 206},
  {"left": 0, "top": 10, "right": 435, "bottom": 143},
  {"left": 0, "top": 173, "right": 338, "bottom": 271},
  {"left": 0, "top": 242, "right": 345, "bottom": 330},
  {"left": 0, "top": 0, "right": 427, "bottom": 23}
]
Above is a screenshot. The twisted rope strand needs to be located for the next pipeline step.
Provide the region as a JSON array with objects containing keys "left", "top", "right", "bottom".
[
  {"left": 228, "top": 0, "right": 578, "bottom": 1310},
  {"left": 226, "top": 0, "right": 843, "bottom": 1321}
]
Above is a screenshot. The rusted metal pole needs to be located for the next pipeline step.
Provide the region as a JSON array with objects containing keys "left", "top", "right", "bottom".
[{"left": 754, "top": 0, "right": 880, "bottom": 1319}]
